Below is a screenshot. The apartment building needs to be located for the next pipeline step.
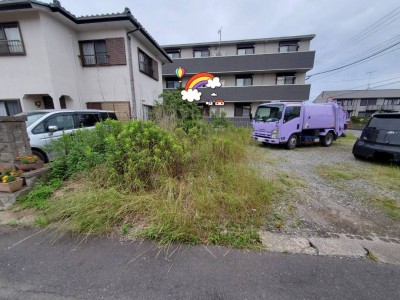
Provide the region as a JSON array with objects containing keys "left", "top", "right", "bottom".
[
  {"left": 314, "top": 90, "right": 400, "bottom": 117},
  {"left": 162, "top": 35, "right": 315, "bottom": 118},
  {"left": 0, "top": 0, "right": 171, "bottom": 120}
]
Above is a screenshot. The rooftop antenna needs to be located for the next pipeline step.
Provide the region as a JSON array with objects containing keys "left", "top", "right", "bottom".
[
  {"left": 366, "top": 71, "right": 376, "bottom": 89},
  {"left": 217, "top": 26, "right": 223, "bottom": 55}
]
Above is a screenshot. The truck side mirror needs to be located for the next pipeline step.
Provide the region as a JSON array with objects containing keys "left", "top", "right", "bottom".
[
  {"left": 277, "top": 111, "right": 282, "bottom": 119},
  {"left": 249, "top": 113, "right": 253, "bottom": 120}
]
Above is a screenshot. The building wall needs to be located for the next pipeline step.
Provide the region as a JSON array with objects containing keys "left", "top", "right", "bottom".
[
  {"left": 76, "top": 29, "right": 131, "bottom": 108},
  {"left": 130, "top": 36, "right": 164, "bottom": 119},
  {"left": 40, "top": 12, "right": 80, "bottom": 109},
  {"left": 0, "top": 11, "right": 54, "bottom": 108}
]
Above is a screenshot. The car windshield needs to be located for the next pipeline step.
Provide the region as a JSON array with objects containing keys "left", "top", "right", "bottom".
[
  {"left": 254, "top": 105, "right": 284, "bottom": 122},
  {"left": 16, "top": 112, "right": 50, "bottom": 127},
  {"left": 367, "top": 116, "right": 400, "bottom": 131}
]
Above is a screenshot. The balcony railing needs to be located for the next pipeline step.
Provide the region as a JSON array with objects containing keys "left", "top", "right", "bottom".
[
  {"left": 0, "top": 40, "right": 25, "bottom": 55},
  {"left": 162, "top": 51, "right": 315, "bottom": 75},
  {"left": 164, "top": 84, "right": 311, "bottom": 101}
]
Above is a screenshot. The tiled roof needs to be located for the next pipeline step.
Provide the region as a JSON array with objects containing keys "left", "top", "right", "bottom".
[{"left": 0, "top": 0, "right": 172, "bottom": 62}]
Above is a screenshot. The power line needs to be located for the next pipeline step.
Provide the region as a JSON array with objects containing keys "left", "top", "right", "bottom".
[
  {"left": 307, "top": 41, "right": 400, "bottom": 80},
  {"left": 318, "top": 35, "right": 400, "bottom": 70},
  {"left": 316, "top": 6, "right": 400, "bottom": 64},
  {"left": 308, "top": 45, "right": 400, "bottom": 83}
]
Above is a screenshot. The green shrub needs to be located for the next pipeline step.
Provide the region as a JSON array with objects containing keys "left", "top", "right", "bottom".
[
  {"left": 153, "top": 90, "right": 203, "bottom": 132},
  {"left": 104, "top": 120, "right": 188, "bottom": 191},
  {"left": 210, "top": 111, "right": 232, "bottom": 128}
]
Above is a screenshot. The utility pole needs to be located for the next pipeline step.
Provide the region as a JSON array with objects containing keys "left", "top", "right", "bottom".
[{"left": 366, "top": 71, "right": 376, "bottom": 89}]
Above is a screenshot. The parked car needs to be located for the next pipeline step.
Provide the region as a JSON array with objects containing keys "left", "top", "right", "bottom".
[
  {"left": 16, "top": 109, "right": 118, "bottom": 162},
  {"left": 352, "top": 113, "right": 400, "bottom": 162}
]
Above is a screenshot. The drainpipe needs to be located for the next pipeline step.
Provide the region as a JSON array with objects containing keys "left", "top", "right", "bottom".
[{"left": 127, "top": 27, "right": 141, "bottom": 119}]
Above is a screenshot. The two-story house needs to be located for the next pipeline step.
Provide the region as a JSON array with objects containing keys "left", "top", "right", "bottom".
[
  {"left": 314, "top": 90, "right": 400, "bottom": 117},
  {"left": 0, "top": 0, "right": 171, "bottom": 120},
  {"left": 161, "top": 35, "right": 315, "bottom": 120}
]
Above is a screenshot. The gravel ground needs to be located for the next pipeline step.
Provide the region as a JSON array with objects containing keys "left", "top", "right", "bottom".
[{"left": 256, "top": 133, "right": 400, "bottom": 239}]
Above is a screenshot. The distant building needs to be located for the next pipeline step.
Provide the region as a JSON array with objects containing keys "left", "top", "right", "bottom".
[
  {"left": 0, "top": 0, "right": 171, "bottom": 120},
  {"left": 161, "top": 35, "right": 315, "bottom": 119},
  {"left": 314, "top": 90, "right": 400, "bottom": 117}
]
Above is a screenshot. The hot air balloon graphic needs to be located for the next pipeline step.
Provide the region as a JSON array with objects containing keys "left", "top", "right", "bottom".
[{"left": 175, "top": 67, "right": 186, "bottom": 81}]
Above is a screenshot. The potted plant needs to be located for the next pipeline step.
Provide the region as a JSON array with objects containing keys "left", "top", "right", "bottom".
[
  {"left": 15, "top": 154, "right": 44, "bottom": 171},
  {"left": 0, "top": 167, "right": 23, "bottom": 193}
]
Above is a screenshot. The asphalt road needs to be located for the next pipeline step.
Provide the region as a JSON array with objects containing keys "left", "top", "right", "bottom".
[{"left": 1, "top": 227, "right": 399, "bottom": 300}]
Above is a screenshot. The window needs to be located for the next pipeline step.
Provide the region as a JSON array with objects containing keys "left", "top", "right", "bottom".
[
  {"left": 0, "top": 22, "right": 25, "bottom": 55},
  {"left": 383, "top": 98, "right": 400, "bottom": 105},
  {"left": 284, "top": 106, "right": 301, "bottom": 122},
  {"left": 343, "top": 99, "right": 353, "bottom": 106},
  {"left": 77, "top": 113, "right": 101, "bottom": 128},
  {"left": 279, "top": 40, "right": 299, "bottom": 53},
  {"left": 165, "top": 48, "right": 181, "bottom": 59},
  {"left": 79, "top": 38, "right": 126, "bottom": 67},
  {"left": 166, "top": 78, "right": 181, "bottom": 89},
  {"left": 138, "top": 48, "right": 159, "bottom": 80},
  {"left": 276, "top": 73, "right": 296, "bottom": 85},
  {"left": 237, "top": 44, "right": 254, "bottom": 55},
  {"left": 80, "top": 40, "right": 108, "bottom": 66},
  {"left": 33, "top": 114, "right": 75, "bottom": 134},
  {"left": 0, "top": 99, "right": 22, "bottom": 116},
  {"left": 100, "top": 112, "right": 117, "bottom": 121},
  {"left": 193, "top": 47, "right": 209, "bottom": 57},
  {"left": 234, "top": 103, "right": 251, "bottom": 117},
  {"left": 236, "top": 75, "right": 253, "bottom": 86},
  {"left": 360, "top": 99, "right": 377, "bottom": 106}
]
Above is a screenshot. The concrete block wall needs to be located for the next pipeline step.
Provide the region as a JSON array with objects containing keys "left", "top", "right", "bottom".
[{"left": 0, "top": 116, "right": 32, "bottom": 168}]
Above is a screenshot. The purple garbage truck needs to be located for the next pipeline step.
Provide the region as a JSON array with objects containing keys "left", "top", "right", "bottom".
[{"left": 252, "top": 102, "right": 347, "bottom": 150}]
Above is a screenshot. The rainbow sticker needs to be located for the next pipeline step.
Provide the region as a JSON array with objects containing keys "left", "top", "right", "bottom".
[
  {"left": 181, "top": 72, "right": 222, "bottom": 102},
  {"left": 184, "top": 72, "right": 215, "bottom": 90}
]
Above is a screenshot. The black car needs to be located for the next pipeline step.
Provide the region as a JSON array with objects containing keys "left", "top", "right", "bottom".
[{"left": 353, "top": 113, "right": 400, "bottom": 162}]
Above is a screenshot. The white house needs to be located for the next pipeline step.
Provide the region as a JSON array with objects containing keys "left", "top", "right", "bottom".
[{"left": 0, "top": 0, "right": 172, "bottom": 120}]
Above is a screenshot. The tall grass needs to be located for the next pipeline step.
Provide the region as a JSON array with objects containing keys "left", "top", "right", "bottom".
[{"left": 38, "top": 123, "right": 279, "bottom": 248}]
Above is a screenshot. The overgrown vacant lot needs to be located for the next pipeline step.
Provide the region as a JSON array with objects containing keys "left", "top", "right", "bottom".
[
  {"left": 256, "top": 134, "right": 400, "bottom": 238},
  {"left": 17, "top": 120, "right": 293, "bottom": 249}
]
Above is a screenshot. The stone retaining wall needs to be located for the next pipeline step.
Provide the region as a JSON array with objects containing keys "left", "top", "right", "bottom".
[{"left": 0, "top": 116, "right": 32, "bottom": 168}]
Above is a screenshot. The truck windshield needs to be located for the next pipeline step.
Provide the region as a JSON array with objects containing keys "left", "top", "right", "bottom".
[{"left": 254, "top": 105, "right": 284, "bottom": 122}]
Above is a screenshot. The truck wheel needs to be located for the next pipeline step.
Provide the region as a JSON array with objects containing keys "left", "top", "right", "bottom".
[
  {"left": 321, "top": 132, "right": 334, "bottom": 147},
  {"left": 286, "top": 134, "right": 298, "bottom": 150}
]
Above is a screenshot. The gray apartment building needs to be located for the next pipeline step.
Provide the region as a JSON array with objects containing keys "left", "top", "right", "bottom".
[
  {"left": 314, "top": 89, "right": 400, "bottom": 117},
  {"left": 161, "top": 35, "right": 315, "bottom": 118}
]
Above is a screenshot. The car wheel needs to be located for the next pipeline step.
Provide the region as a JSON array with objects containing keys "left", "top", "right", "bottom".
[
  {"left": 32, "top": 149, "right": 48, "bottom": 163},
  {"left": 353, "top": 154, "right": 364, "bottom": 160},
  {"left": 285, "top": 134, "right": 298, "bottom": 150},
  {"left": 321, "top": 132, "right": 334, "bottom": 147}
]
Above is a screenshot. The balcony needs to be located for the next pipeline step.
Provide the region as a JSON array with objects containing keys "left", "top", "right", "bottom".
[
  {"left": 162, "top": 51, "right": 315, "bottom": 75},
  {"left": 0, "top": 40, "right": 25, "bottom": 56},
  {"left": 163, "top": 84, "right": 311, "bottom": 102}
]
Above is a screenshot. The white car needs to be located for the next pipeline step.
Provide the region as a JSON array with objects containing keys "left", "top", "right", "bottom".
[{"left": 16, "top": 109, "right": 118, "bottom": 162}]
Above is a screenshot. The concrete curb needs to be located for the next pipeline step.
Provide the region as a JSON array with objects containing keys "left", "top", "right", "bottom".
[{"left": 261, "top": 231, "right": 400, "bottom": 265}]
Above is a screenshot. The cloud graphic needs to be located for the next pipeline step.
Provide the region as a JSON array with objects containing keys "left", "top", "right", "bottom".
[
  {"left": 211, "top": 92, "right": 218, "bottom": 97},
  {"left": 181, "top": 89, "right": 202, "bottom": 102},
  {"left": 206, "top": 77, "right": 222, "bottom": 89}
]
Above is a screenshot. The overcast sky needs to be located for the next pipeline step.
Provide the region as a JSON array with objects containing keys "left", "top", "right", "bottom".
[{"left": 49, "top": 0, "right": 400, "bottom": 100}]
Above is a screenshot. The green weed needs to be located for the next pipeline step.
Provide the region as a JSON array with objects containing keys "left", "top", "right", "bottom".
[{"left": 17, "top": 179, "right": 62, "bottom": 209}]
